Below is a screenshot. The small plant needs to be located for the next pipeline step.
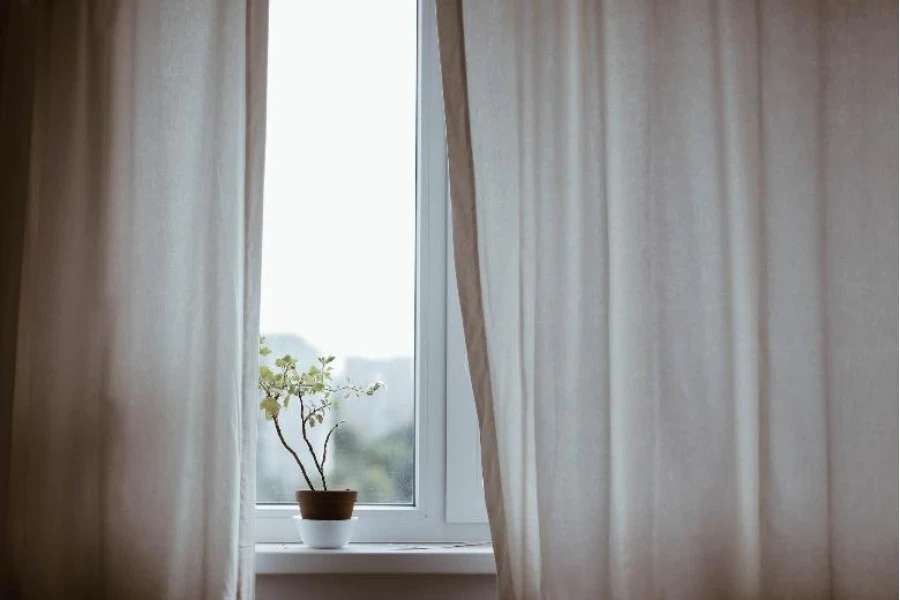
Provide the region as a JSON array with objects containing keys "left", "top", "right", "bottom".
[{"left": 258, "top": 336, "right": 384, "bottom": 491}]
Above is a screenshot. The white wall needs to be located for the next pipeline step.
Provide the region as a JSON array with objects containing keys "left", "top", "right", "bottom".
[{"left": 256, "top": 575, "right": 498, "bottom": 600}]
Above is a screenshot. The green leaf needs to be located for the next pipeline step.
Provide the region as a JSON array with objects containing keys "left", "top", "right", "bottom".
[
  {"left": 259, "top": 397, "right": 280, "bottom": 419},
  {"left": 316, "top": 413, "right": 324, "bottom": 424}
]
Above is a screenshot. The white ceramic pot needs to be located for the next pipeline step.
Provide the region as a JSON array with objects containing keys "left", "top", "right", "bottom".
[{"left": 292, "top": 516, "right": 358, "bottom": 549}]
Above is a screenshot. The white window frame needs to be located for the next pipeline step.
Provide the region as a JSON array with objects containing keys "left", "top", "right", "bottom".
[{"left": 254, "top": 0, "right": 489, "bottom": 544}]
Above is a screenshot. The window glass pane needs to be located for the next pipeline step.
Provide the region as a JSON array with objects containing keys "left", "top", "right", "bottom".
[{"left": 257, "top": 0, "right": 416, "bottom": 504}]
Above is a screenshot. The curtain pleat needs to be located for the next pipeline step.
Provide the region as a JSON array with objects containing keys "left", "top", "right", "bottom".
[{"left": 434, "top": 2, "right": 514, "bottom": 598}]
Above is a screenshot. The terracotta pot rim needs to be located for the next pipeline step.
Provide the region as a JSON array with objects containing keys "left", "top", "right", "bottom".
[{"left": 295, "top": 489, "right": 357, "bottom": 520}]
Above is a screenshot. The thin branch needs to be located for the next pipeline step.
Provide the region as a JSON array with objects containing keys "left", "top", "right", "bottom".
[
  {"left": 273, "top": 414, "right": 315, "bottom": 490},
  {"left": 328, "top": 384, "right": 365, "bottom": 396},
  {"left": 321, "top": 420, "right": 345, "bottom": 473},
  {"left": 304, "top": 399, "right": 333, "bottom": 423},
  {"left": 300, "top": 397, "right": 327, "bottom": 490}
]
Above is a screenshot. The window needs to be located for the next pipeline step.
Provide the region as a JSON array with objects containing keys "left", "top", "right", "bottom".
[
  {"left": 256, "top": 0, "right": 489, "bottom": 543},
  {"left": 257, "top": 0, "right": 416, "bottom": 508}
]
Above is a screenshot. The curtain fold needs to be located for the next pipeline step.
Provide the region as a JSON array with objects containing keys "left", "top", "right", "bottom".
[
  {"left": 436, "top": 1, "right": 897, "bottom": 598},
  {"left": 1, "top": 1, "right": 268, "bottom": 598}
]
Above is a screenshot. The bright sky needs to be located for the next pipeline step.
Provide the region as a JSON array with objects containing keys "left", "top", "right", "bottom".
[{"left": 260, "top": 1, "right": 417, "bottom": 360}]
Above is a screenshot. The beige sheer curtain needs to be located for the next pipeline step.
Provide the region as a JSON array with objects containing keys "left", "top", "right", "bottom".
[
  {"left": 437, "top": 1, "right": 897, "bottom": 598},
  {"left": 1, "top": 1, "right": 268, "bottom": 598}
]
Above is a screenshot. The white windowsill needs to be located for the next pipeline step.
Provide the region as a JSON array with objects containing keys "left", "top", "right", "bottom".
[{"left": 255, "top": 542, "right": 496, "bottom": 575}]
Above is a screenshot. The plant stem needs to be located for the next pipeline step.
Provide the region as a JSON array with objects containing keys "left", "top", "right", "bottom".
[
  {"left": 321, "top": 420, "right": 345, "bottom": 473},
  {"left": 300, "top": 398, "right": 328, "bottom": 490},
  {"left": 273, "top": 414, "right": 315, "bottom": 490}
]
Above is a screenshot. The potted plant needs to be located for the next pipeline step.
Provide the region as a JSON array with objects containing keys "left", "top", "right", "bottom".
[{"left": 257, "top": 336, "right": 384, "bottom": 547}]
